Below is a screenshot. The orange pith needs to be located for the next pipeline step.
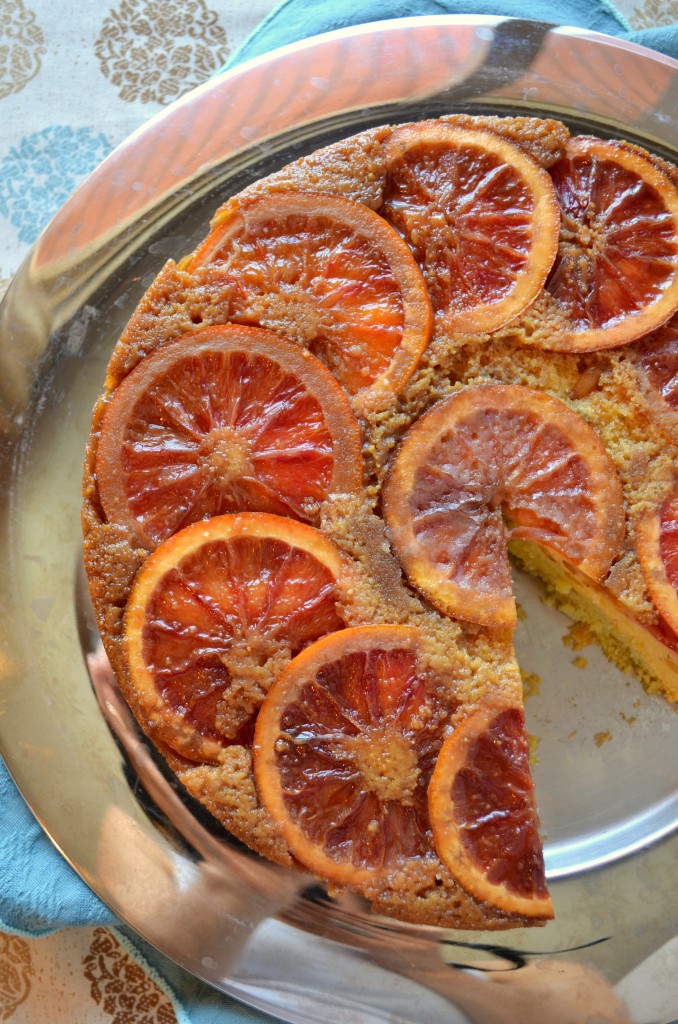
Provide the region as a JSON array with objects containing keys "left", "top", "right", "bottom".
[
  {"left": 253, "top": 625, "right": 455, "bottom": 887},
  {"left": 383, "top": 383, "right": 625, "bottom": 629},
  {"left": 428, "top": 703, "right": 553, "bottom": 919},
  {"left": 125, "top": 513, "right": 347, "bottom": 763},
  {"left": 636, "top": 480, "right": 678, "bottom": 637},
  {"left": 381, "top": 122, "right": 560, "bottom": 332},
  {"left": 542, "top": 136, "right": 678, "bottom": 352},
  {"left": 187, "top": 191, "right": 433, "bottom": 411},
  {"left": 632, "top": 313, "right": 678, "bottom": 441},
  {"left": 95, "top": 325, "right": 363, "bottom": 548}
]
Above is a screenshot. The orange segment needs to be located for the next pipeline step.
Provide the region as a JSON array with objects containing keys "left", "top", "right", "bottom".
[
  {"left": 383, "top": 383, "right": 624, "bottom": 628},
  {"left": 125, "top": 513, "right": 347, "bottom": 763},
  {"left": 253, "top": 625, "right": 454, "bottom": 887},
  {"left": 187, "top": 191, "right": 433, "bottom": 412},
  {"left": 381, "top": 122, "right": 560, "bottom": 332},
  {"left": 632, "top": 313, "right": 678, "bottom": 442},
  {"left": 543, "top": 136, "right": 678, "bottom": 351},
  {"left": 636, "top": 480, "right": 678, "bottom": 636},
  {"left": 428, "top": 703, "right": 553, "bottom": 920},
  {"left": 96, "top": 325, "right": 363, "bottom": 548}
]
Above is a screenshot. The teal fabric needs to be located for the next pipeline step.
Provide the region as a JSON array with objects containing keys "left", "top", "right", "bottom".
[
  {"left": 229, "top": 0, "right": 678, "bottom": 66},
  {"left": 0, "top": 767, "right": 117, "bottom": 935},
  {"left": 633, "top": 25, "right": 678, "bottom": 55},
  {"left": 2, "top": 1, "right": 676, "bottom": 1022},
  {"left": 0, "top": 766, "right": 273, "bottom": 1022}
]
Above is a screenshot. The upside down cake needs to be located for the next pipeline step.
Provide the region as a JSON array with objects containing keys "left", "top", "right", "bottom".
[{"left": 82, "top": 113, "right": 678, "bottom": 930}]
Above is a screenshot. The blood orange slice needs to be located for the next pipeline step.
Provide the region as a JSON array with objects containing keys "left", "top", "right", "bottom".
[
  {"left": 253, "top": 625, "right": 454, "bottom": 887},
  {"left": 380, "top": 122, "right": 560, "bottom": 333},
  {"left": 124, "top": 513, "right": 347, "bottom": 763},
  {"left": 632, "top": 313, "right": 678, "bottom": 442},
  {"left": 543, "top": 136, "right": 678, "bottom": 351},
  {"left": 186, "top": 191, "right": 433, "bottom": 412},
  {"left": 383, "top": 383, "right": 624, "bottom": 629},
  {"left": 636, "top": 480, "right": 678, "bottom": 637},
  {"left": 428, "top": 703, "right": 552, "bottom": 919},
  {"left": 96, "top": 325, "right": 363, "bottom": 548}
]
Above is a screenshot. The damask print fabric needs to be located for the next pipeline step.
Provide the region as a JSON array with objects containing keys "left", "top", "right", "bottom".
[
  {"left": 0, "top": 934, "right": 32, "bottom": 1020},
  {"left": 0, "top": 0, "right": 45, "bottom": 100},
  {"left": 0, "top": 929, "right": 179, "bottom": 1024},
  {"left": 95, "top": 0, "right": 230, "bottom": 105},
  {"left": 630, "top": 0, "right": 677, "bottom": 29},
  {"left": 0, "top": 126, "right": 111, "bottom": 243},
  {"left": 0, "top": 0, "right": 276, "bottom": 292},
  {"left": 1, "top": 0, "right": 677, "bottom": 1022}
]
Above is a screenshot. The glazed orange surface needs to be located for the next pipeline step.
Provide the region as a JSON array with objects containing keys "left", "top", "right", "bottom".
[
  {"left": 188, "top": 191, "right": 432, "bottom": 409},
  {"left": 84, "top": 116, "right": 678, "bottom": 931},
  {"left": 124, "top": 514, "right": 348, "bottom": 763},
  {"left": 96, "top": 325, "right": 363, "bottom": 546}
]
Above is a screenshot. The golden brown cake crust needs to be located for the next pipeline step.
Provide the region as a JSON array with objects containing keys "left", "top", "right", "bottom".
[{"left": 83, "top": 113, "right": 678, "bottom": 931}]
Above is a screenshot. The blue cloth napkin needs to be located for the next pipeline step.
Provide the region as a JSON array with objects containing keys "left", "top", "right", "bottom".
[
  {"left": 230, "top": 0, "right": 678, "bottom": 65},
  {"left": 2, "top": 1, "right": 677, "bottom": 1021}
]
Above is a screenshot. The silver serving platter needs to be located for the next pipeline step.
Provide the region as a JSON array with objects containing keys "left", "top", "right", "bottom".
[{"left": 1, "top": 16, "right": 677, "bottom": 1024}]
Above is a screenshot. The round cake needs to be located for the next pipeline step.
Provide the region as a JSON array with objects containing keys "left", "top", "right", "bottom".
[{"left": 82, "top": 114, "right": 678, "bottom": 931}]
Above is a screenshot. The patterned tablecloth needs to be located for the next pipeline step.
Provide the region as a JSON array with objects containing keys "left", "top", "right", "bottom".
[
  {"left": 0, "top": 0, "right": 280, "bottom": 295},
  {"left": 0, "top": 1, "right": 676, "bottom": 1022}
]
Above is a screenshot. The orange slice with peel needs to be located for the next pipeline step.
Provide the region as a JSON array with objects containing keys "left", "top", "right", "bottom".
[
  {"left": 383, "top": 383, "right": 625, "bottom": 629},
  {"left": 428, "top": 703, "right": 553, "bottom": 920},
  {"left": 631, "top": 313, "right": 678, "bottom": 443},
  {"left": 543, "top": 136, "right": 678, "bottom": 352},
  {"left": 636, "top": 480, "right": 678, "bottom": 637},
  {"left": 253, "top": 624, "right": 454, "bottom": 887},
  {"left": 96, "top": 325, "right": 363, "bottom": 548},
  {"left": 125, "top": 513, "right": 347, "bottom": 763},
  {"left": 186, "top": 191, "right": 433, "bottom": 412},
  {"left": 381, "top": 121, "right": 560, "bottom": 332}
]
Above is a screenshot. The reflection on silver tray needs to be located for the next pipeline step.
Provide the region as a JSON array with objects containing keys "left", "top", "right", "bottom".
[{"left": 1, "top": 16, "right": 677, "bottom": 1024}]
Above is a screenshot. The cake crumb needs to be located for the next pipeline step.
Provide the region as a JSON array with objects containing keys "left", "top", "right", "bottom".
[
  {"left": 594, "top": 730, "right": 613, "bottom": 747},
  {"left": 563, "top": 621, "right": 595, "bottom": 652},
  {"left": 567, "top": 729, "right": 578, "bottom": 740},
  {"left": 515, "top": 601, "right": 527, "bottom": 622},
  {"left": 572, "top": 655, "right": 588, "bottom": 670},
  {"left": 620, "top": 711, "right": 637, "bottom": 725},
  {"left": 521, "top": 669, "right": 542, "bottom": 699},
  {"left": 528, "top": 733, "right": 540, "bottom": 765}
]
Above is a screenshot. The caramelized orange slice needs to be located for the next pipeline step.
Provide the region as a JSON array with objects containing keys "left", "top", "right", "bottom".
[
  {"left": 96, "top": 325, "right": 363, "bottom": 548},
  {"left": 187, "top": 191, "right": 433, "bottom": 412},
  {"left": 254, "top": 625, "right": 453, "bottom": 887},
  {"left": 383, "top": 384, "right": 624, "bottom": 628},
  {"left": 543, "top": 136, "right": 678, "bottom": 351},
  {"left": 428, "top": 703, "right": 553, "bottom": 920},
  {"left": 632, "top": 313, "right": 678, "bottom": 442},
  {"left": 636, "top": 480, "right": 678, "bottom": 636},
  {"left": 381, "top": 122, "right": 560, "bottom": 332},
  {"left": 125, "top": 513, "right": 347, "bottom": 763}
]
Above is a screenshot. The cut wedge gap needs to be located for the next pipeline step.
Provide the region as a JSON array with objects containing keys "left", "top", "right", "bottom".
[{"left": 510, "top": 537, "right": 678, "bottom": 705}]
